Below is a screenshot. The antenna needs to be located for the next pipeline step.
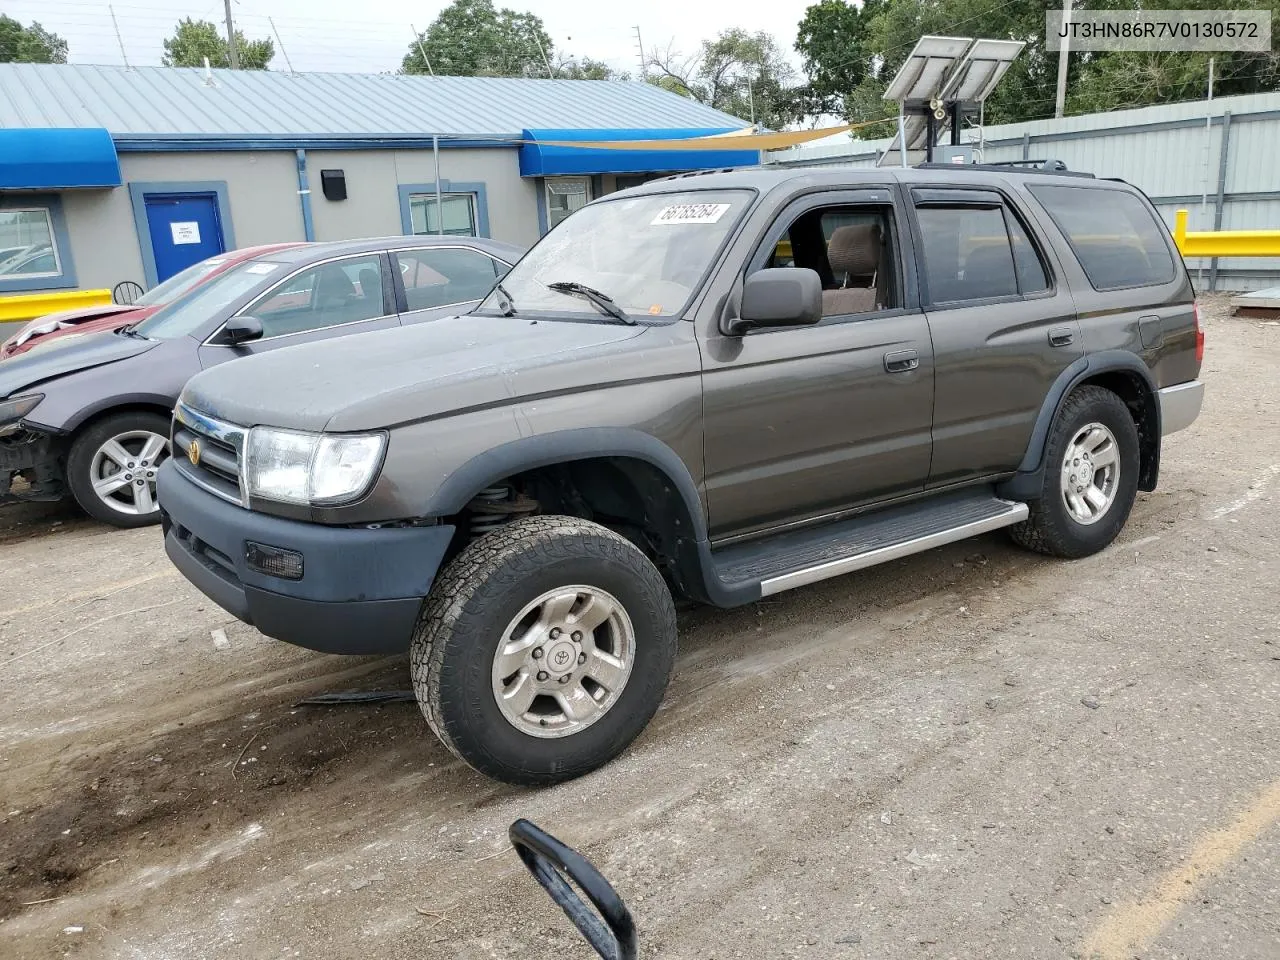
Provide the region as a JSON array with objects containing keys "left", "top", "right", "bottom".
[
  {"left": 634, "top": 25, "right": 647, "bottom": 81},
  {"left": 269, "top": 17, "right": 294, "bottom": 74},
  {"left": 410, "top": 24, "right": 435, "bottom": 76},
  {"left": 108, "top": 5, "right": 130, "bottom": 70},
  {"left": 533, "top": 34, "right": 555, "bottom": 78}
]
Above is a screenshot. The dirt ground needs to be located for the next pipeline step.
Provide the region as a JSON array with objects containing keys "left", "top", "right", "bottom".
[{"left": 1, "top": 294, "right": 1277, "bottom": 960}]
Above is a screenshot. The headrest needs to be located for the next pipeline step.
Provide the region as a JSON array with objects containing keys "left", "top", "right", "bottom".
[{"left": 827, "top": 223, "right": 881, "bottom": 279}]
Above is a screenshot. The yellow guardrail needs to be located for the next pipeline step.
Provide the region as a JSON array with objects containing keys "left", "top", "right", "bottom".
[
  {"left": 0, "top": 288, "right": 113, "bottom": 324},
  {"left": 1174, "top": 210, "right": 1280, "bottom": 258}
]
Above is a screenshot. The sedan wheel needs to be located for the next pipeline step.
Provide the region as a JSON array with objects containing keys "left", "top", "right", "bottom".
[
  {"left": 66, "top": 411, "right": 173, "bottom": 528},
  {"left": 89, "top": 429, "right": 169, "bottom": 517}
]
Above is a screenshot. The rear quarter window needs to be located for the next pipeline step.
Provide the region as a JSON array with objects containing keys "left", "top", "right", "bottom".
[{"left": 1028, "top": 185, "right": 1176, "bottom": 290}]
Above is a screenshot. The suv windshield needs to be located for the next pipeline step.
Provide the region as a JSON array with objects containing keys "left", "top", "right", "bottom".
[
  {"left": 133, "top": 255, "right": 230, "bottom": 307},
  {"left": 133, "top": 261, "right": 286, "bottom": 340},
  {"left": 478, "top": 189, "right": 751, "bottom": 321}
]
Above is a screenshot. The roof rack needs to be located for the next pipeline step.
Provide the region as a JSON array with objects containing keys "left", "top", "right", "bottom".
[{"left": 915, "top": 160, "right": 1095, "bottom": 179}]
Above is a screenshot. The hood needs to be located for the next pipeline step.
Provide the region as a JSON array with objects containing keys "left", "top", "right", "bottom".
[
  {"left": 2, "top": 307, "right": 156, "bottom": 359},
  {"left": 181, "top": 314, "right": 650, "bottom": 432},
  {"left": 0, "top": 329, "right": 159, "bottom": 399}
]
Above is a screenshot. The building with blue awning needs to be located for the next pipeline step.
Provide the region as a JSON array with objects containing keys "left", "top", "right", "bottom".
[{"left": 0, "top": 63, "right": 756, "bottom": 296}]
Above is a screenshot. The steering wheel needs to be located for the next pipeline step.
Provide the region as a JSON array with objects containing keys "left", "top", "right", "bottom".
[{"left": 508, "top": 819, "right": 637, "bottom": 960}]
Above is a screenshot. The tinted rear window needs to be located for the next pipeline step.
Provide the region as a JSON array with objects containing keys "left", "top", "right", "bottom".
[{"left": 1028, "top": 185, "right": 1176, "bottom": 290}]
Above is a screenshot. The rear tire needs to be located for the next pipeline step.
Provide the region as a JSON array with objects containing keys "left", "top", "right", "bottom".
[
  {"left": 66, "top": 411, "right": 171, "bottom": 529},
  {"left": 1009, "top": 386, "right": 1140, "bottom": 558},
  {"left": 410, "top": 515, "right": 677, "bottom": 786}
]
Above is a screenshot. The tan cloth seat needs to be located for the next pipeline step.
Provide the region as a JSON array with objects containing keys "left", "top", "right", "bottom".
[{"left": 821, "top": 223, "right": 882, "bottom": 316}]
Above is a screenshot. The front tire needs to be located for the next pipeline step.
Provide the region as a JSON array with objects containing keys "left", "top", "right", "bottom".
[
  {"left": 1009, "top": 385, "right": 1140, "bottom": 558},
  {"left": 66, "top": 411, "right": 171, "bottom": 528},
  {"left": 411, "top": 515, "right": 678, "bottom": 786}
]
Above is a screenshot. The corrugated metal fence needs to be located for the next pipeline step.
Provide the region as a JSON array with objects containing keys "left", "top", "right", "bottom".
[{"left": 766, "top": 91, "right": 1280, "bottom": 292}]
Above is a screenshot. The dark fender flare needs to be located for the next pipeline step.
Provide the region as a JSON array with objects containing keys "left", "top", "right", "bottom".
[
  {"left": 423, "top": 427, "right": 710, "bottom": 542},
  {"left": 998, "top": 351, "right": 1161, "bottom": 501}
]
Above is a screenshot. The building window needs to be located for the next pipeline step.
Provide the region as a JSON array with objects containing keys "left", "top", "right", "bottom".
[
  {"left": 0, "top": 208, "right": 63, "bottom": 280},
  {"left": 545, "top": 177, "right": 591, "bottom": 229},
  {"left": 408, "top": 193, "right": 478, "bottom": 237}
]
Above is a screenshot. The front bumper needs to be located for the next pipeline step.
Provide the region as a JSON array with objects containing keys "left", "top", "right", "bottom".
[
  {"left": 1158, "top": 380, "right": 1204, "bottom": 435},
  {"left": 0, "top": 428, "right": 64, "bottom": 504},
  {"left": 157, "top": 461, "right": 455, "bottom": 654}
]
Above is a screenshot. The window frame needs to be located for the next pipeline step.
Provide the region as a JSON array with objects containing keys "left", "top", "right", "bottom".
[
  {"left": 389, "top": 244, "right": 515, "bottom": 314},
  {"left": 208, "top": 252, "right": 395, "bottom": 345},
  {"left": 1026, "top": 182, "right": 1178, "bottom": 292},
  {"left": 544, "top": 176, "right": 593, "bottom": 230},
  {"left": 743, "top": 186, "right": 917, "bottom": 330},
  {"left": 907, "top": 186, "right": 1057, "bottom": 311},
  {"left": 397, "top": 181, "right": 491, "bottom": 239},
  {"left": 0, "top": 196, "right": 77, "bottom": 293},
  {"left": 407, "top": 192, "right": 479, "bottom": 238}
]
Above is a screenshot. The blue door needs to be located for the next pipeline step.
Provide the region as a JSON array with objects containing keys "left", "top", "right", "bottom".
[{"left": 144, "top": 193, "right": 225, "bottom": 282}]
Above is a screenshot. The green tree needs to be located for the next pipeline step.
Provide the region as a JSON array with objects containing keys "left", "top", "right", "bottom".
[
  {"left": 162, "top": 18, "right": 274, "bottom": 70},
  {"left": 402, "top": 0, "right": 555, "bottom": 77},
  {"left": 0, "top": 15, "right": 68, "bottom": 63},
  {"left": 648, "top": 29, "right": 800, "bottom": 129},
  {"left": 557, "top": 56, "right": 629, "bottom": 81}
]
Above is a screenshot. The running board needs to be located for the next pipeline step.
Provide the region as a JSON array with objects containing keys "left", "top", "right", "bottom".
[{"left": 709, "top": 489, "right": 1029, "bottom": 599}]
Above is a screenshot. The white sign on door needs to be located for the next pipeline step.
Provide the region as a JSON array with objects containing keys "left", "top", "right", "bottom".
[{"left": 170, "top": 221, "right": 201, "bottom": 245}]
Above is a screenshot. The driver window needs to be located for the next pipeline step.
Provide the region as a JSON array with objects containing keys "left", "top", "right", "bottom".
[
  {"left": 245, "top": 255, "right": 386, "bottom": 338},
  {"left": 764, "top": 205, "right": 899, "bottom": 320}
]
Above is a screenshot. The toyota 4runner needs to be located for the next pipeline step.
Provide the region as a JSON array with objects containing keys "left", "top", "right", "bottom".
[{"left": 157, "top": 165, "right": 1205, "bottom": 785}]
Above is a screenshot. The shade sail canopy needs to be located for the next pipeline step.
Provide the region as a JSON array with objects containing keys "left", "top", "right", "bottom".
[{"left": 0, "top": 128, "right": 121, "bottom": 190}]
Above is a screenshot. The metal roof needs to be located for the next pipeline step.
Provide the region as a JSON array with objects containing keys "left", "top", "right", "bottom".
[{"left": 0, "top": 64, "right": 747, "bottom": 141}]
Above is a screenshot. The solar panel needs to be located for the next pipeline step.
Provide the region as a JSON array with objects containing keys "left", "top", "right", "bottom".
[
  {"left": 939, "top": 39, "right": 1025, "bottom": 103},
  {"left": 882, "top": 36, "right": 973, "bottom": 104}
]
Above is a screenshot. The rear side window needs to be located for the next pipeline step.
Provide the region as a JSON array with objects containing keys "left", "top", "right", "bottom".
[{"left": 1029, "top": 185, "right": 1175, "bottom": 290}]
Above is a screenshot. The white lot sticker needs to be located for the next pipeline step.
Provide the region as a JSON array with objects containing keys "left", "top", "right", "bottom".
[
  {"left": 650, "top": 202, "right": 731, "bottom": 226},
  {"left": 170, "top": 221, "right": 201, "bottom": 245},
  {"left": 245, "top": 263, "right": 279, "bottom": 275}
]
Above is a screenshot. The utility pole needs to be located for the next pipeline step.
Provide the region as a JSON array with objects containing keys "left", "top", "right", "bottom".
[
  {"left": 223, "top": 0, "right": 240, "bottom": 69},
  {"left": 634, "top": 26, "right": 647, "bottom": 80},
  {"left": 1054, "top": 0, "right": 1072, "bottom": 118}
]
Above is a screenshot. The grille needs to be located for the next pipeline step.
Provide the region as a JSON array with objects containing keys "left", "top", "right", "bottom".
[{"left": 173, "top": 403, "right": 246, "bottom": 504}]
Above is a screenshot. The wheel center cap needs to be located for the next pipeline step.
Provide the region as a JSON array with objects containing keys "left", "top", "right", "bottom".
[
  {"left": 1080, "top": 463, "right": 1094, "bottom": 485},
  {"left": 545, "top": 640, "right": 577, "bottom": 676}
]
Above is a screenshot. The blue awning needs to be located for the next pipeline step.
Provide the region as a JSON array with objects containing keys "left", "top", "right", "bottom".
[
  {"left": 0, "top": 128, "right": 121, "bottom": 190},
  {"left": 520, "top": 128, "right": 759, "bottom": 177}
]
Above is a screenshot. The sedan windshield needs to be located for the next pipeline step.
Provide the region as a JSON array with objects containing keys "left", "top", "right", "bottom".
[
  {"left": 133, "top": 255, "right": 230, "bottom": 307},
  {"left": 477, "top": 189, "right": 751, "bottom": 321},
  {"left": 133, "top": 261, "right": 286, "bottom": 340}
]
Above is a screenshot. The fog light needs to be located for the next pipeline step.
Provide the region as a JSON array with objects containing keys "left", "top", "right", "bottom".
[{"left": 245, "top": 541, "right": 304, "bottom": 580}]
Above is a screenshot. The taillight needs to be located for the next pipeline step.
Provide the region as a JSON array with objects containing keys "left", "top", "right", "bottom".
[{"left": 1193, "top": 302, "right": 1205, "bottom": 365}]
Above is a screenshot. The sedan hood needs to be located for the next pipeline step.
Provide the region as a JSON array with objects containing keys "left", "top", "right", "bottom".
[
  {"left": 0, "top": 329, "right": 158, "bottom": 399},
  {"left": 181, "top": 314, "right": 649, "bottom": 432}
]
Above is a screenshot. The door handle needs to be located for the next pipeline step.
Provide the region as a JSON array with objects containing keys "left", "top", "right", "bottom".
[
  {"left": 883, "top": 349, "right": 919, "bottom": 373},
  {"left": 1048, "top": 326, "right": 1075, "bottom": 347}
]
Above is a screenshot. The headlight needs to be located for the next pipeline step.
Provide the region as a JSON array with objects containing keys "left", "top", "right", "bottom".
[
  {"left": 0, "top": 393, "right": 43, "bottom": 426},
  {"left": 244, "top": 427, "right": 386, "bottom": 505}
]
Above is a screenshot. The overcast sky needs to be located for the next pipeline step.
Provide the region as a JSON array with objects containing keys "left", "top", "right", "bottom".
[{"left": 5, "top": 0, "right": 813, "bottom": 76}]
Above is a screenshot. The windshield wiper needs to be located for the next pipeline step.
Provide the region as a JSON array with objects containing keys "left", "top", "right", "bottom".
[
  {"left": 545, "top": 281, "right": 636, "bottom": 325},
  {"left": 494, "top": 281, "right": 518, "bottom": 317}
]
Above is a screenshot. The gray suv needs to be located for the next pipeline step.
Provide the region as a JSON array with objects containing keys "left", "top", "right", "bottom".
[{"left": 158, "top": 165, "right": 1205, "bottom": 785}]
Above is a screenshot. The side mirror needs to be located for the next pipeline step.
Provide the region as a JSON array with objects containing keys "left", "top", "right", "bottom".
[
  {"left": 221, "top": 315, "right": 263, "bottom": 345},
  {"left": 724, "top": 268, "right": 823, "bottom": 336},
  {"left": 509, "top": 819, "right": 637, "bottom": 960}
]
